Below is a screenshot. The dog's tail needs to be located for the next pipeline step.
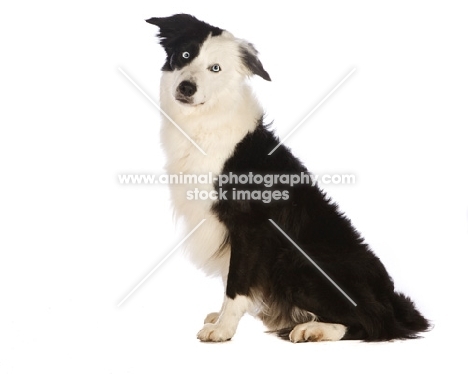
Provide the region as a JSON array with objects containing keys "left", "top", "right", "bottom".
[
  {"left": 390, "top": 291, "right": 431, "bottom": 339},
  {"left": 355, "top": 292, "right": 431, "bottom": 341}
]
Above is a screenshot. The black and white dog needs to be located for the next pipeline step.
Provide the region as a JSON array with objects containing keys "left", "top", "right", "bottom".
[{"left": 146, "top": 14, "right": 430, "bottom": 342}]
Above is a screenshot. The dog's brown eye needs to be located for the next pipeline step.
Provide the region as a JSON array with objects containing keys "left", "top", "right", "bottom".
[
  {"left": 210, "top": 64, "right": 221, "bottom": 72},
  {"left": 182, "top": 51, "right": 190, "bottom": 59}
]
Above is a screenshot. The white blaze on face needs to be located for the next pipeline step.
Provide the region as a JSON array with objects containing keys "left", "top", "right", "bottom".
[{"left": 171, "top": 32, "right": 248, "bottom": 108}]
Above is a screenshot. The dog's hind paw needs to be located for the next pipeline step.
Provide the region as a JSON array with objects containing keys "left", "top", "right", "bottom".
[{"left": 289, "top": 322, "right": 347, "bottom": 343}]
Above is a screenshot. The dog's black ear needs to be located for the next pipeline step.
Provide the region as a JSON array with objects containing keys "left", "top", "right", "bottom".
[
  {"left": 146, "top": 16, "right": 180, "bottom": 50},
  {"left": 239, "top": 42, "right": 271, "bottom": 81},
  {"left": 146, "top": 15, "right": 188, "bottom": 49},
  {"left": 146, "top": 14, "right": 222, "bottom": 50}
]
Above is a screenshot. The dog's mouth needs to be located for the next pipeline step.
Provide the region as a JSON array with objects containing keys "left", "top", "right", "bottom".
[{"left": 176, "top": 96, "right": 205, "bottom": 106}]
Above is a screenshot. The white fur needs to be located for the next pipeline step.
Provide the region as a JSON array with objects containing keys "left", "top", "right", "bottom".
[
  {"left": 289, "top": 322, "right": 347, "bottom": 343},
  {"left": 159, "top": 31, "right": 263, "bottom": 278},
  {"left": 197, "top": 295, "right": 252, "bottom": 342}
]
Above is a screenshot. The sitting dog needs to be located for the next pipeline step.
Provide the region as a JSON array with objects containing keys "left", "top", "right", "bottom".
[{"left": 146, "top": 14, "right": 430, "bottom": 342}]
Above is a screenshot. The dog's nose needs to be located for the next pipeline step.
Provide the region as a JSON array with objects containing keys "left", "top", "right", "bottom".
[{"left": 177, "top": 80, "right": 197, "bottom": 97}]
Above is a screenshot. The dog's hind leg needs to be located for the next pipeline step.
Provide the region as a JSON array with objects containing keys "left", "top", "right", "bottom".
[{"left": 289, "top": 321, "right": 347, "bottom": 343}]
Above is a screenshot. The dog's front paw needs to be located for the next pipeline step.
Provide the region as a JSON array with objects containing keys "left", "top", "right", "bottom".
[{"left": 197, "top": 323, "right": 235, "bottom": 342}]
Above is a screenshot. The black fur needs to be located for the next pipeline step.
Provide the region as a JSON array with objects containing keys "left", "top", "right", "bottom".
[{"left": 212, "top": 122, "right": 430, "bottom": 341}]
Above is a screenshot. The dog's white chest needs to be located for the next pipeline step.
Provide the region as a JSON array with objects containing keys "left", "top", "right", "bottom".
[
  {"left": 159, "top": 71, "right": 262, "bottom": 278},
  {"left": 160, "top": 121, "right": 238, "bottom": 278}
]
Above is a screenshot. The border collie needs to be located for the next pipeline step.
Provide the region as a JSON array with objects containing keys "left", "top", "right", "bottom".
[{"left": 146, "top": 14, "right": 430, "bottom": 342}]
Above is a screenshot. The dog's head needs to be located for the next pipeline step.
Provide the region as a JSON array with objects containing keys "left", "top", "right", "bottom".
[{"left": 146, "top": 14, "right": 270, "bottom": 108}]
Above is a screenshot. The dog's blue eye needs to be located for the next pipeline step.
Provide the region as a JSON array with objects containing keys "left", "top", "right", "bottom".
[
  {"left": 182, "top": 51, "right": 190, "bottom": 59},
  {"left": 210, "top": 64, "right": 221, "bottom": 73}
]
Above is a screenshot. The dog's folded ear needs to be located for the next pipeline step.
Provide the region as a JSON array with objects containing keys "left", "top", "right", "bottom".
[{"left": 239, "top": 41, "right": 271, "bottom": 81}]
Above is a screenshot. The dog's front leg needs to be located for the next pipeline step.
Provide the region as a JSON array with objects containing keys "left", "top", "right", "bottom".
[
  {"left": 197, "top": 294, "right": 252, "bottom": 342},
  {"left": 197, "top": 230, "right": 256, "bottom": 342}
]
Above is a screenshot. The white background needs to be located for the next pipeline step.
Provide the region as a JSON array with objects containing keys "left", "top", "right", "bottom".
[{"left": 1, "top": 1, "right": 467, "bottom": 373}]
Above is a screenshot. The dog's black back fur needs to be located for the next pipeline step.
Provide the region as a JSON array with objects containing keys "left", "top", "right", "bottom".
[{"left": 213, "top": 122, "right": 430, "bottom": 340}]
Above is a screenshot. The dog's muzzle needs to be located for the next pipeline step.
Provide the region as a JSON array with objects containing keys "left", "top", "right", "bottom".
[{"left": 176, "top": 80, "right": 197, "bottom": 104}]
